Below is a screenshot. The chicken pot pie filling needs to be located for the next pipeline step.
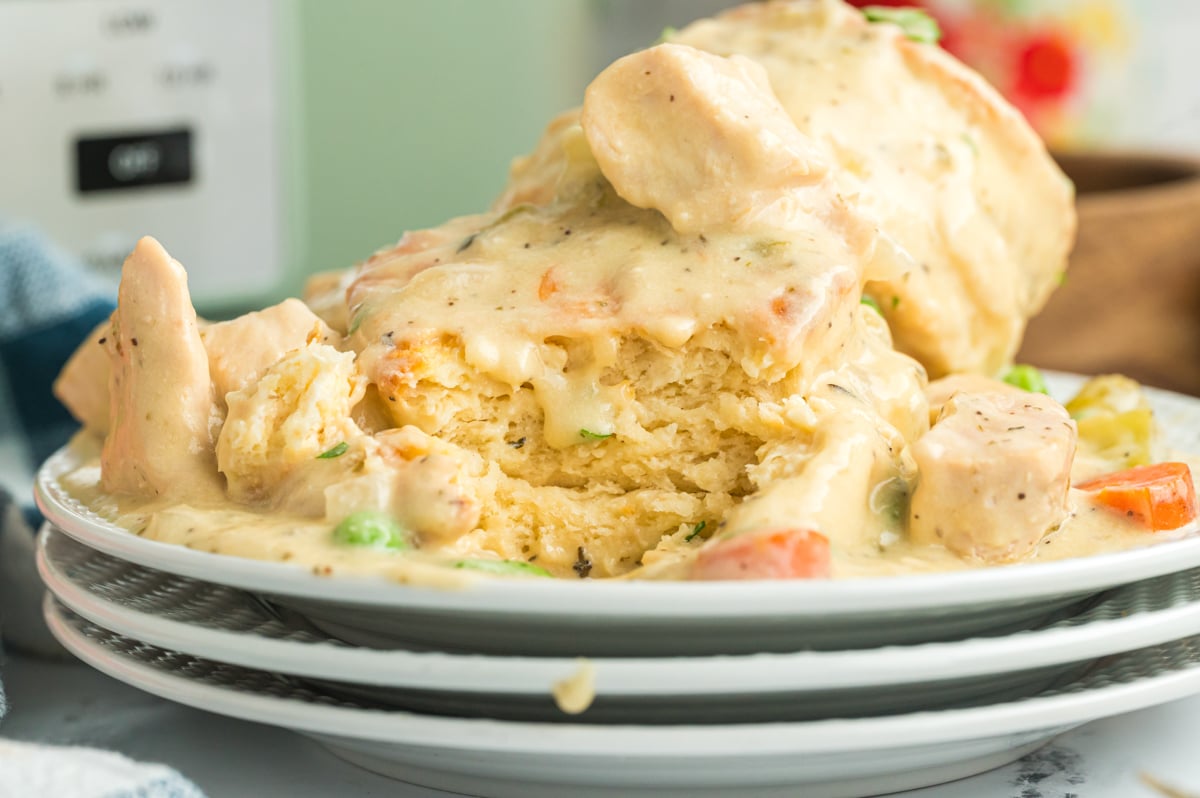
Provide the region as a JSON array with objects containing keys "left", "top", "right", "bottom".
[{"left": 52, "top": 1, "right": 1198, "bottom": 583}]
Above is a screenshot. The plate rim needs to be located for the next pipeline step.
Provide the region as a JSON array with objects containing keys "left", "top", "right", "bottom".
[
  {"left": 37, "top": 525, "right": 1200, "bottom": 696},
  {"left": 36, "top": 374, "right": 1200, "bottom": 620},
  {"left": 45, "top": 594, "right": 1200, "bottom": 757}
]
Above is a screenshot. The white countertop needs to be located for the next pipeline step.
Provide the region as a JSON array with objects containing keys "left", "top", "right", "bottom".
[{"left": 2, "top": 650, "right": 1199, "bottom": 798}]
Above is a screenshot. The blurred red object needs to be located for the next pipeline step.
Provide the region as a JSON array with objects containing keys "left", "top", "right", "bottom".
[
  {"left": 1014, "top": 32, "right": 1077, "bottom": 101},
  {"left": 846, "top": 1, "right": 1109, "bottom": 146}
]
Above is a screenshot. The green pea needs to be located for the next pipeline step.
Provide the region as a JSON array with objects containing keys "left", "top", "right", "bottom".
[
  {"left": 1002, "top": 364, "right": 1050, "bottom": 395},
  {"left": 453, "top": 559, "right": 552, "bottom": 578},
  {"left": 332, "top": 511, "right": 409, "bottom": 550}
]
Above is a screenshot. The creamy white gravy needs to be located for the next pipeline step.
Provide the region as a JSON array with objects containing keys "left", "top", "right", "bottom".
[{"left": 59, "top": 435, "right": 1193, "bottom": 584}]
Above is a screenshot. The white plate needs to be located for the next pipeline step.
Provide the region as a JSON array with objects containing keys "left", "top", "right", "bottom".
[
  {"left": 36, "top": 374, "right": 1200, "bottom": 655},
  {"left": 37, "top": 525, "right": 1200, "bottom": 723},
  {"left": 45, "top": 597, "right": 1200, "bottom": 798}
]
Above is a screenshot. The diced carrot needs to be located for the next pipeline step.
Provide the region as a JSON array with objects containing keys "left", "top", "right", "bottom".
[
  {"left": 538, "top": 268, "right": 560, "bottom": 301},
  {"left": 692, "top": 528, "right": 831, "bottom": 581},
  {"left": 1075, "top": 462, "right": 1198, "bottom": 531}
]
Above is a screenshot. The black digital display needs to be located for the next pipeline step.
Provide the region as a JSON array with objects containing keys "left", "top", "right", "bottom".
[{"left": 75, "top": 127, "right": 193, "bottom": 194}]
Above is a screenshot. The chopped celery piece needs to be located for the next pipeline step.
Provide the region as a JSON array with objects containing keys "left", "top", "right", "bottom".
[
  {"left": 1067, "top": 375, "right": 1159, "bottom": 468},
  {"left": 1066, "top": 374, "right": 1148, "bottom": 418},
  {"left": 861, "top": 295, "right": 883, "bottom": 315},
  {"left": 862, "top": 7, "right": 941, "bottom": 43},
  {"left": 454, "top": 559, "right": 552, "bottom": 578}
]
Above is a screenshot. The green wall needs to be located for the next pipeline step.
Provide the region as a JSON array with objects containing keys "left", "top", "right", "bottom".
[{"left": 285, "top": 1, "right": 592, "bottom": 294}]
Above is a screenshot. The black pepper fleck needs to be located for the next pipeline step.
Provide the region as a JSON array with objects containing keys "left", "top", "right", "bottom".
[{"left": 573, "top": 546, "right": 593, "bottom": 578}]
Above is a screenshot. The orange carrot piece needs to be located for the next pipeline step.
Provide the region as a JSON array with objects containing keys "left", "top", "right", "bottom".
[
  {"left": 1075, "top": 462, "right": 1198, "bottom": 531},
  {"left": 692, "top": 528, "right": 831, "bottom": 581},
  {"left": 538, "top": 268, "right": 559, "bottom": 301}
]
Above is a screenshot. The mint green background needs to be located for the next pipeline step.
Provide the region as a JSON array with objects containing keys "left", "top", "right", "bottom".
[{"left": 280, "top": 1, "right": 593, "bottom": 297}]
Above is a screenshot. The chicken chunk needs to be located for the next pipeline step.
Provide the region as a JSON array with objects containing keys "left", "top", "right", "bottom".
[
  {"left": 923, "top": 373, "right": 1024, "bottom": 426},
  {"left": 909, "top": 389, "right": 1076, "bottom": 561},
  {"left": 582, "top": 43, "right": 829, "bottom": 235},
  {"left": 53, "top": 319, "right": 112, "bottom": 434},
  {"left": 375, "top": 426, "right": 482, "bottom": 541},
  {"left": 202, "top": 298, "right": 338, "bottom": 409},
  {"left": 99, "top": 238, "right": 220, "bottom": 499},
  {"left": 317, "top": 425, "right": 485, "bottom": 545}
]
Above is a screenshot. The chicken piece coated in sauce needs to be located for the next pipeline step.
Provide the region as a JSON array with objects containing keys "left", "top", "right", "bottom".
[
  {"left": 909, "top": 383, "right": 1076, "bottom": 561},
  {"left": 202, "top": 298, "right": 339, "bottom": 409},
  {"left": 99, "top": 237, "right": 221, "bottom": 499},
  {"left": 582, "top": 43, "right": 830, "bottom": 235},
  {"left": 53, "top": 319, "right": 112, "bottom": 434}
]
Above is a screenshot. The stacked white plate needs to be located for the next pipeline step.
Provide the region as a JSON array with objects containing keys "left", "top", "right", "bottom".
[{"left": 34, "top": 376, "right": 1200, "bottom": 798}]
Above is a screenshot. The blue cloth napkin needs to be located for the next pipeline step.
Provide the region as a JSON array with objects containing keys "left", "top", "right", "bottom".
[
  {"left": 0, "top": 220, "right": 207, "bottom": 797},
  {"left": 0, "top": 221, "right": 112, "bottom": 655}
]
